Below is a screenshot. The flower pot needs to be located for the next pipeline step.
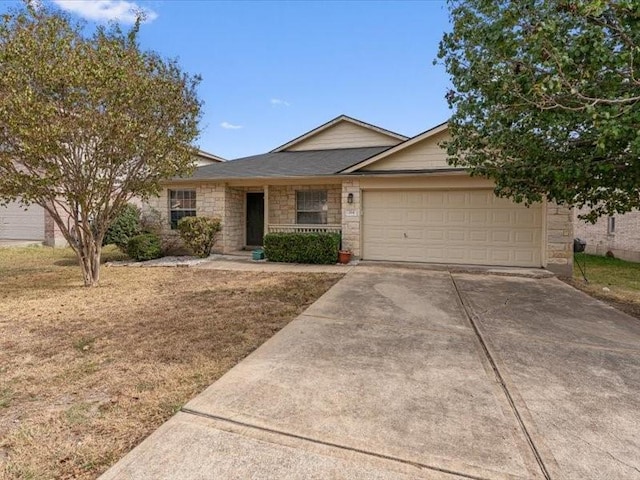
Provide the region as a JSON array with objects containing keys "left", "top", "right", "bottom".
[{"left": 338, "top": 250, "right": 352, "bottom": 264}]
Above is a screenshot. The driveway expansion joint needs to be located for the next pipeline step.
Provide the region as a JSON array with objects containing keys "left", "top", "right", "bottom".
[
  {"left": 449, "top": 273, "right": 552, "bottom": 480},
  {"left": 180, "top": 407, "right": 493, "bottom": 480}
]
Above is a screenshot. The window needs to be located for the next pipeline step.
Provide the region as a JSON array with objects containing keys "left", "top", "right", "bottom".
[
  {"left": 169, "top": 190, "right": 196, "bottom": 229},
  {"left": 607, "top": 216, "right": 615, "bottom": 235},
  {"left": 296, "top": 190, "right": 327, "bottom": 224}
]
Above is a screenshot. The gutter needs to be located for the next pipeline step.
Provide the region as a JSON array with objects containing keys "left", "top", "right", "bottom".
[{"left": 162, "top": 169, "right": 469, "bottom": 185}]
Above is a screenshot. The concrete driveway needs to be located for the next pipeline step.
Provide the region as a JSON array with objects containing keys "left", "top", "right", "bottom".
[{"left": 101, "top": 266, "right": 640, "bottom": 480}]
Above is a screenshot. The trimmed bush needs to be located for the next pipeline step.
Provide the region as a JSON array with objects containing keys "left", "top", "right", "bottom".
[
  {"left": 177, "top": 216, "right": 222, "bottom": 258},
  {"left": 126, "top": 233, "right": 162, "bottom": 261},
  {"left": 103, "top": 204, "right": 141, "bottom": 252},
  {"left": 263, "top": 232, "right": 340, "bottom": 264}
]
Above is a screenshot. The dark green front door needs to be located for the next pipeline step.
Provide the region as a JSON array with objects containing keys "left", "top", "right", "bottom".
[{"left": 246, "top": 192, "right": 264, "bottom": 246}]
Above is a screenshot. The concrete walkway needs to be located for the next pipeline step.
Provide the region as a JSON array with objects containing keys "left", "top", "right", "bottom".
[
  {"left": 100, "top": 266, "right": 640, "bottom": 480},
  {"left": 106, "top": 254, "right": 358, "bottom": 273}
]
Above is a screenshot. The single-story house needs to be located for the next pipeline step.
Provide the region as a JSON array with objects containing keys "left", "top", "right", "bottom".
[
  {"left": 574, "top": 210, "right": 640, "bottom": 262},
  {"left": 149, "top": 115, "right": 574, "bottom": 275},
  {"left": 0, "top": 150, "right": 224, "bottom": 246}
]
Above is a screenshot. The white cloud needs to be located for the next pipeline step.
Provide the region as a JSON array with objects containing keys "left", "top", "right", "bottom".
[
  {"left": 220, "top": 121, "right": 243, "bottom": 130},
  {"left": 52, "top": 0, "right": 158, "bottom": 24},
  {"left": 270, "top": 98, "right": 290, "bottom": 107}
]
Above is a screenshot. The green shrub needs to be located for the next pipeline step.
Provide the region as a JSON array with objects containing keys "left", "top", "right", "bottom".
[
  {"left": 126, "top": 233, "right": 162, "bottom": 261},
  {"left": 176, "top": 216, "right": 222, "bottom": 258},
  {"left": 263, "top": 232, "right": 340, "bottom": 264},
  {"left": 103, "top": 204, "right": 141, "bottom": 252}
]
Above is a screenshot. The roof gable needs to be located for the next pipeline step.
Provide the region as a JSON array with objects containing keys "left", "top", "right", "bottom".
[
  {"left": 194, "top": 150, "right": 225, "bottom": 167},
  {"left": 341, "top": 122, "right": 452, "bottom": 173},
  {"left": 196, "top": 150, "right": 225, "bottom": 163},
  {"left": 271, "top": 115, "right": 407, "bottom": 152}
]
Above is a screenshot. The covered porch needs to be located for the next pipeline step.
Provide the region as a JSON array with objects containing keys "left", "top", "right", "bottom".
[{"left": 221, "top": 182, "right": 345, "bottom": 252}]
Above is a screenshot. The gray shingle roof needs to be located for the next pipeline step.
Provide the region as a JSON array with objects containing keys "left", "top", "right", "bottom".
[{"left": 184, "top": 147, "right": 390, "bottom": 180}]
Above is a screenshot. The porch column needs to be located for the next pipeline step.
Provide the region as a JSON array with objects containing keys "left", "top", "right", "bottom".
[
  {"left": 341, "top": 179, "right": 361, "bottom": 258},
  {"left": 263, "top": 185, "right": 269, "bottom": 237}
]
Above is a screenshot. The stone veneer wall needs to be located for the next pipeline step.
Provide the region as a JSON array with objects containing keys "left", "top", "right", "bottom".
[
  {"left": 341, "top": 179, "right": 361, "bottom": 257},
  {"left": 545, "top": 203, "right": 574, "bottom": 276},
  {"left": 268, "top": 184, "right": 341, "bottom": 225},
  {"left": 224, "top": 187, "right": 245, "bottom": 251},
  {"left": 143, "top": 183, "right": 226, "bottom": 253}
]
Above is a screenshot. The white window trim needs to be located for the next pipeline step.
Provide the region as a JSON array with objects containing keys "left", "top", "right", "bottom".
[
  {"left": 607, "top": 215, "right": 615, "bottom": 235},
  {"left": 169, "top": 189, "right": 196, "bottom": 229},
  {"left": 296, "top": 190, "right": 328, "bottom": 225}
]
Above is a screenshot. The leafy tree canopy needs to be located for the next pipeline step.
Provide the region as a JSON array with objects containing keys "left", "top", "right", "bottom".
[
  {"left": 438, "top": 0, "right": 640, "bottom": 221},
  {"left": 0, "top": 1, "right": 202, "bottom": 285}
]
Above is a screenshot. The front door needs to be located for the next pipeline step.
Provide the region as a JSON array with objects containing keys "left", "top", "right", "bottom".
[{"left": 246, "top": 192, "right": 264, "bottom": 246}]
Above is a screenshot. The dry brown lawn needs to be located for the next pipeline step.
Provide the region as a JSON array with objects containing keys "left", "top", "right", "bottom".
[{"left": 0, "top": 246, "right": 342, "bottom": 480}]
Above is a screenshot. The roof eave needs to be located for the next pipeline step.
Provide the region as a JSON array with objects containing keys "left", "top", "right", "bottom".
[{"left": 162, "top": 168, "right": 468, "bottom": 185}]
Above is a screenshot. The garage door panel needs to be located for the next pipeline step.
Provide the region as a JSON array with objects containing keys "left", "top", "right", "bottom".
[
  {"left": 489, "top": 249, "right": 512, "bottom": 262},
  {"left": 491, "top": 211, "right": 513, "bottom": 226},
  {"left": 469, "top": 191, "right": 490, "bottom": 206},
  {"left": 514, "top": 250, "right": 539, "bottom": 264},
  {"left": 514, "top": 230, "right": 536, "bottom": 244},
  {"left": 469, "top": 230, "right": 489, "bottom": 242},
  {"left": 447, "top": 230, "right": 467, "bottom": 242},
  {"left": 426, "top": 210, "right": 446, "bottom": 223},
  {"left": 425, "top": 191, "right": 445, "bottom": 207},
  {"left": 469, "top": 211, "right": 489, "bottom": 224},
  {"left": 491, "top": 230, "right": 511, "bottom": 243},
  {"left": 426, "top": 230, "right": 445, "bottom": 241},
  {"left": 446, "top": 211, "right": 467, "bottom": 224},
  {"left": 406, "top": 210, "right": 424, "bottom": 223},
  {"left": 446, "top": 191, "right": 467, "bottom": 207},
  {"left": 363, "top": 190, "right": 543, "bottom": 267},
  {"left": 440, "top": 248, "right": 466, "bottom": 261}
]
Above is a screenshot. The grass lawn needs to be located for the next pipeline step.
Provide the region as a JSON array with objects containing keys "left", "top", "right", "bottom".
[
  {"left": 568, "top": 253, "right": 640, "bottom": 319},
  {"left": 0, "top": 246, "right": 342, "bottom": 479}
]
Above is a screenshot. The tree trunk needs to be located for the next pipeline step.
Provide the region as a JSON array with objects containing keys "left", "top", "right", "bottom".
[{"left": 77, "top": 237, "right": 102, "bottom": 287}]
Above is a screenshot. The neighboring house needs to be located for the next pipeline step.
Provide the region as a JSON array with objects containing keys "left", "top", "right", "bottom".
[
  {"left": 574, "top": 210, "right": 640, "bottom": 262},
  {"left": 0, "top": 150, "right": 223, "bottom": 245},
  {"left": 149, "top": 115, "right": 574, "bottom": 275},
  {"left": 192, "top": 151, "right": 226, "bottom": 167}
]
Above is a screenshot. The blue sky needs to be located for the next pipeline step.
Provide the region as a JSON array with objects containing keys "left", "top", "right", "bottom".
[{"left": 3, "top": 0, "right": 452, "bottom": 159}]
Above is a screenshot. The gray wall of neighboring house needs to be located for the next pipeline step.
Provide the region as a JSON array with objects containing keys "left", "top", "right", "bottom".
[
  {"left": 0, "top": 200, "right": 45, "bottom": 241},
  {"left": 574, "top": 210, "right": 640, "bottom": 262}
]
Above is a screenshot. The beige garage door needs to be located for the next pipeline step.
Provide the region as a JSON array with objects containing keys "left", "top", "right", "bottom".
[
  {"left": 0, "top": 200, "right": 45, "bottom": 241},
  {"left": 362, "top": 190, "right": 543, "bottom": 267}
]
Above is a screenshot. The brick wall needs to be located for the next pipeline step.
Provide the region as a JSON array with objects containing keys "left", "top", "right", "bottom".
[
  {"left": 574, "top": 209, "right": 640, "bottom": 262},
  {"left": 44, "top": 208, "right": 68, "bottom": 247},
  {"left": 545, "top": 203, "right": 574, "bottom": 276},
  {"left": 268, "top": 184, "right": 341, "bottom": 225}
]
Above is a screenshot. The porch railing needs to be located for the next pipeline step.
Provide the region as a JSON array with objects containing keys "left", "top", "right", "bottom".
[{"left": 267, "top": 224, "right": 342, "bottom": 234}]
